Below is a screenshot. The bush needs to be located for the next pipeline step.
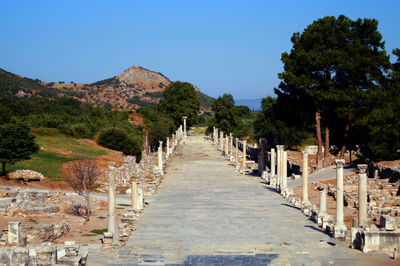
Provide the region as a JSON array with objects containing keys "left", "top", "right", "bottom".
[{"left": 97, "top": 127, "right": 142, "bottom": 161}]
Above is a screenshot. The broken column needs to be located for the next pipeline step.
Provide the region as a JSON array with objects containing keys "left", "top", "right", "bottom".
[
  {"left": 131, "top": 181, "right": 137, "bottom": 209},
  {"left": 358, "top": 164, "right": 368, "bottom": 227},
  {"left": 270, "top": 148, "right": 275, "bottom": 177},
  {"left": 224, "top": 135, "right": 229, "bottom": 156},
  {"left": 107, "top": 169, "right": 116, "bottom": 237},
  {"left": 281, "top": 151, "right": 287, "bottom": 191},
  {"left": 8, "top": 221, "right": 22, "bottom": 246},
  {"left": 158, "top": 141, "right": 163, "bottom": 170},
  {"left": 302, "top": 151, "right": 309, "bottom": 203},
  {"left": 258, "top": 138, "right": 266, "bottom": 176},
  {"left": 334, "top": 159, "right": 347, "bottom": 238},
  {"left": 242, "top": 140, "right": 247, "bottom": 171},
  {"left": 317, "top": 189, "right": 328, "bottom": 226}
]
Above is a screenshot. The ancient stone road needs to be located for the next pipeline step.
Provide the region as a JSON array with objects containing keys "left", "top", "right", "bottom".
[{"left": 88, "top": 136, "right": 389, "bottom": 265}]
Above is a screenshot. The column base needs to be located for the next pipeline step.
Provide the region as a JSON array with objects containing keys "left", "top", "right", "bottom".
[{"left": 333, "top": 224, "right": 347, "bottom": 239}]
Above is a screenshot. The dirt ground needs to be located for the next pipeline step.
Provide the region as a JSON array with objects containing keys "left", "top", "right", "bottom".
[{"left": 0, "top": 192, "right": 131, "bottom": 245}]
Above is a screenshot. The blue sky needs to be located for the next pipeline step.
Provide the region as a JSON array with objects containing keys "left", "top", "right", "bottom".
[{"left": 1, "top": 0, "right": 399, "bottom": 100}]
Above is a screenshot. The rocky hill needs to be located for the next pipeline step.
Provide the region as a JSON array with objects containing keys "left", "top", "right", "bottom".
[{"left": 0, "top": 66, "right": 214, "bottom": 111}]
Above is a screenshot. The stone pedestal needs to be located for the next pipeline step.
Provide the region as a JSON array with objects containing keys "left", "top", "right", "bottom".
[
  {"left": 358, "top": 164, "right": 368, "bottom": 227},
  {"left": 8, "top": 221, "right": 22, "bottom": 246},
  {"left": 334, "top": 159, "right": 347, "bottom": 238},
  {"left": 302, "top": 151, "right": 309, "bottom": 203}
]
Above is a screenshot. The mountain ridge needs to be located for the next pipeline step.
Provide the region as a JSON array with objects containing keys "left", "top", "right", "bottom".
[{"left": 0, "top": 66, "right": 214, "bottom": 111}]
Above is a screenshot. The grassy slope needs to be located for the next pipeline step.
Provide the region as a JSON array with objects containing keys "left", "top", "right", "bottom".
[{"left": 8, "top": 135, "right": 109, "bottom": 180}]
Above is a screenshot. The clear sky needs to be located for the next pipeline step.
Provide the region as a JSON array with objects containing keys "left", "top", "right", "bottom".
[{"left": 1, "top": 0, "right": 399, "bottom": 100}]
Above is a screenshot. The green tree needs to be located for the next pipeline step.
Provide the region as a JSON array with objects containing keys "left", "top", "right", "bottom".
[
  {"left": 0, "top": 122, "right": 39, "bottom": 175},
  {"left": 276, "top": 15, "right": 390, "bottom": 167},
  {"left": 158, "top": 81, "right": 200, "bottom": 127},
  {"left": 209, "top": 94, "right": 239, "bottom": 134}
]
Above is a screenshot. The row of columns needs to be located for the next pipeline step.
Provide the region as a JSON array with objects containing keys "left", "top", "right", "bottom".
[
  {"left": 212, "top": 127, "right": 245, "bottom": 170},
  {"left": 107, "top": 117, "right": 187, "bottom": 244}
]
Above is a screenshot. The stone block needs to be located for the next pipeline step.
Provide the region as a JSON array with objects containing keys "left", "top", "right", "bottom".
[
  {"left": 103, "top": 232, "right": 113, "bottom": 246},
  {"left": 322, "top": 215, "right": 333, "bottom": 230},
  {"left": 8, "top": 222, "right": 21, "bottom": 246},
  {"left": 362, "top": 231, "right": 400, "bottom": 253},
  {"left": 333, "top": 224, "right": 347, "bottom": 239},
  {"left": 380, "top": 215, "right": 396, "bottom": 231},
  {"left": 36, "top": 245, "right": 56, "bottom": 266},
  {"left": 64, "top": 244, "right": 79, "bottom": 257},
  {"left": 10, "top": 247, "right": 28, "bottom": 265}
]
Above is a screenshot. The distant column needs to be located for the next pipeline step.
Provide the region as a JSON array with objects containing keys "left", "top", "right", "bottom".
[
  {"left": 270, "top": 148, "right": 275, "bottom": 177},
  {"left": 158, "top": 141, "right": 163, "bottom": 170},
  {"left": 276, "top": 145, "right": 283, "bottom": 189},
  {"left": 282, "top": 151, "right": 287, "bottom": 191},
  {"left": 334, "top": 159, "right": 347, "bottom": 238},
  {"left": 235, "top": 138, "right": 239, "bottom": 163},
  {"left": 302, "top": 151, "right": 309, "bottom": 203},
  {"left": 219, "top": 131, "right": 224, "bottom": 150},
  {"left": 107, "top": 169, "right": 116, "bottom": 235},
  {"left": 317, "top": 189, "right": 327, "bottom": 225},
  {"left": 258, "top": 138, "right": 266, "bottom": 175},
  {"left": 242, "top": 140, "right": 247, "bottom": 170},
  {"left": 224, "top": 136, "right": 229, "bottom": 156},
  {"left": 131, "top": 181, "right": 137, "bottom": 209},
  {"left": 166, "top": 137, "right": 170, "bottom": 158},
  {"left": 229, "top": 133, "right": 233, "bottom": 158},
  {"left": 358, "top": 164, "right": 368, "bottom": 227},
  {"left": 182, "top": 116, "right": 187, "bottom": 138}
]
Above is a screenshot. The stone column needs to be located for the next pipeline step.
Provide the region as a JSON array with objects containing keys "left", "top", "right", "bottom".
[
  {"left": 224, "top": 136, "right": 229, "bottom": 156},
  {"left": 213, "top": 127, "right": 216, "bottom": 143},
  {"left": 358, "top": 164, "right": 368, "bottom": 227},
  {"left": 219, "top": 131, "right": 224, "bottom": 150},
  {"left": 235, "top": 138, "right": 239, "bottom": 163},
  {"left": 276, "top": 145, "right": 283, "bottom": 189},
  {"left": 158, "top": 141, "right": 163, "bottom": 170},
  {"left": 270, "top": 148, "right": 275, "bottom": 177},
  {"left": 8, "top": 221, "right": 21, "bottom": 246},
  {"left": 166, "top": 137, "right": 170, "bottom": 158},
  {"left": 229, "top": 133, "right": 233, "bottom": 158},
  {"left": 258, "top": 138, "right": 266, "bottom": 175},
  {"left": 131, "top": 181, "right": 137, "bottom": 209},
  {"left": 182, "top": 116, "right": 187, "bottom": 137},
  {"left": 137, "top": 188, "right": 144, "bottom": 210},
  {"left": 242, "top": 140, "right": 247, "bottom": 170},
  {"left": 281, "top": 151, "right": 287, "bottom": 191},
  {"left": 107, "top": 169, "right": 116, "bottom": 235},
  {"left": 334, "top": 159, "right": 347, "bottom": 238},
  {"left": 317, "top": 189, "right": 327, "bottom": 225},
  {"left": 302, "top": 151, "right": 309, "bottom": 203}
]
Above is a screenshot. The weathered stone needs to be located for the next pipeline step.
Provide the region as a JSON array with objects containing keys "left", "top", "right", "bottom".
[
  {"left": 380, "top": 215, "right": 396, "bottom": 231},
  {"left": 39, "top": 222, "right": 70, "bottom": 242},
  {"left": 8, "top": 221, "right": 22, "bottom": 246},
  {"left": 36, "top": 245, "right": 56, "bottom": 266},
  {"left": 362, "top": 231, "right": 400, "bottom": 253},
  {"left": 10, "top": 247, "right": 28, "bottom": 265}
]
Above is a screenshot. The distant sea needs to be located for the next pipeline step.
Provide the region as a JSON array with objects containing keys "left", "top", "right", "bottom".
[{"left": 235, "top": 98, "right": 262, "bottom": 111}]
